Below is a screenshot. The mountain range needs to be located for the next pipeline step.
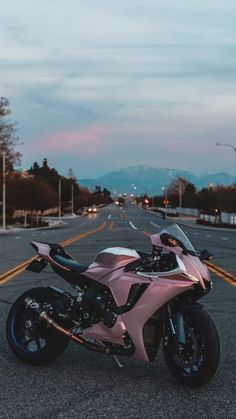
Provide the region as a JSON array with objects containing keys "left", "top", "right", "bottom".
[{"left": 79, "top": 165, "right": 235, "bottom": 196}]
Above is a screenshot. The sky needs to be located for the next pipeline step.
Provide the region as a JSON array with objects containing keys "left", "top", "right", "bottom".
[{"left": 1, "top": 0, "right": 236, "bottom": 179}]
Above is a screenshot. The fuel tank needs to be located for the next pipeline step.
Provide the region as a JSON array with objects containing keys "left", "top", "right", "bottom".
[{"left": 86, "top": 247, "right": 140, "bottom": 281}]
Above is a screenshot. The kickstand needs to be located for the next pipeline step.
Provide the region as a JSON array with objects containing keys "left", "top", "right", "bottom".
[{"left": 112, "top": 355, "right": 123, "bottom": 368}]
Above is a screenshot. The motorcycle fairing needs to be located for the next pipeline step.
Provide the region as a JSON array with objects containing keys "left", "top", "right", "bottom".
[
  {"left": 151, "top": 234, "right": 211, "bottom": 288},
  {"left": 83, "top": 269, "right": 195, "bottom": 361}
]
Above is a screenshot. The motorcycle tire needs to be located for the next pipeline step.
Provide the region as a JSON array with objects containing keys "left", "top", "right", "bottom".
[
  {"left": 163, "top": 308, "right": 220, "bottom": 388},
  {"left": 6, "top": 287, "right": 69, "bottom": 365}
]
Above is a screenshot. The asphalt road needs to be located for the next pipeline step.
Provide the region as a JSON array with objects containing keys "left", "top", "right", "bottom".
[{"left": 0, "top": 204, "right": 236, "bottom": 418}]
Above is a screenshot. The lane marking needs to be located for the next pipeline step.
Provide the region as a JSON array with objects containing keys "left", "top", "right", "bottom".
[
  {"left": 61, "top": 222, "right": 106, "bottom": 246},
  {"left": 129, "top": 221, "right": 138, "bottom": 231},
  {"left": 150, "top": 222, "right": 161, "bottom": 228},
  {"left": 109, "top": 222, "right": 114, "bottom": 231},
  {"left": 0, "top": 222, "right": 106, "bottom": 286},
  {"left": 142, "top": 231, "right": 151, "bottom": 237},
  {"left": 108, "top": 214, "right": 112, "bottom": 220},
  {"left": 0, "top": 258, "right": 36, "bottom": 286},
  {"left": 206, "top": 265, "right": 236, "bottom": 288},
  {"left": 206, "top": 234, "right": 212, "bottom": 238},
  {"left": 14, "top": 236, "right": 22, "bottom": 240},
  {"left": 221, "top": 237, "right": 229, "bottom": 241}
]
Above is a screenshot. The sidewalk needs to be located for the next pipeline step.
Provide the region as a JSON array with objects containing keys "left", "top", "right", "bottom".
[
  {"left": 0, "top": 219, "right": 67, "bottom": 235},
  {"left": 0, "top": 214, "right": 85, "bottom": 236},
  {"left": 143, "top": 207, "right": 236, "bottom": 233}
]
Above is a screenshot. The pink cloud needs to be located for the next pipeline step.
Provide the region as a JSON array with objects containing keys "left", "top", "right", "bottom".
[{"left": 31, "top": 124, "right": 108, "bottom": 156}]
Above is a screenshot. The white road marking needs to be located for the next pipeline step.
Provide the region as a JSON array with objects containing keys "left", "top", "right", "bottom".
[
  {"left": 150, "top": 222, "right": 161, "bottom": 228},
  {"left": 14, "top": 236, "right": 22, "bottom": 240},
  {"left": 108, "top": 214, "right": 112, "bottom": 220},
  {"left": 129, "top": 221, "right": 138, "bottom": 230},
  {"left": 221, "top": 237, "right": 229, "bottom": 241},
  {"left": 206, "top": 234, "right": 212, "bottom": 238}
]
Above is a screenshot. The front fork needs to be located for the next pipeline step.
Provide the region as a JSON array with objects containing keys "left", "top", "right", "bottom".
[{"left": 166, "top": 304, "right": 186, "bottom": 345}]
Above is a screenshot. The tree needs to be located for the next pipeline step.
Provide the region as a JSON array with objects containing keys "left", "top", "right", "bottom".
[
  {"left": 168, "top": 177, "right": 197, "bottom": 208},
  {"left": 0, "top": 97, "right": 21, "bottom": 171},
  {"left": 28, "top": 159, "right": 82, "bottom": 211},
  {"left": 6, "top": 176, "right": 58, "bottom": 212}
]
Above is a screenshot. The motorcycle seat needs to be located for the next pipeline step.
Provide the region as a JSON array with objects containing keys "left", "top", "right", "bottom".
[{"left": 53, "top": 255, "right": 88, "bottom": 273}]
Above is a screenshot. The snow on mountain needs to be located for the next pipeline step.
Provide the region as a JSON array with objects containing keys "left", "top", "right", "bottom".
[{"left": 79, "top": 165, "right": 235, "bottom": 195}]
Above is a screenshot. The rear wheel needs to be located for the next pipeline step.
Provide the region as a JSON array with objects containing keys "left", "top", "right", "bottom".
[
  {"left": 163, "top": 308, "right": 220, "bottom": 387},
  {"left": 6, "top": 287, "right": 69, "bottom": 365}
]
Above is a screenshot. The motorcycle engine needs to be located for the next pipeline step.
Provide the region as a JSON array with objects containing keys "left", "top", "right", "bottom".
[{"left": 74, "top": 285, "right": 117, "bottom": 329}]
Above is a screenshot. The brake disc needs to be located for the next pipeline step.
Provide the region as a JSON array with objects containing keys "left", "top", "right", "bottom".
[{"left": 173, "top": 326, "right": 198, "bottom": 368}]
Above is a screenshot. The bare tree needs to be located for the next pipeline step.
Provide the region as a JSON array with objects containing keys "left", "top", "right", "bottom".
[{"left": 0, "top": 97, "right": 21, "bottom": 171}]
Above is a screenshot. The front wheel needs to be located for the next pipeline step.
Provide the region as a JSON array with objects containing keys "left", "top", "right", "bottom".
[
  {"left": 163, "top": 308, "right": 220, "bottom": 387},
  {"left": 6, "top": 287, "right": 69, "bottom": 365}
]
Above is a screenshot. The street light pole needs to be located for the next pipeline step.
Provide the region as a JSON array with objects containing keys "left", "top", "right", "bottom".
[
  {"left": 162, "top": 186, "right": 168, "bottom": 218},
  {"left": 2, "top": 150, "right": 6, "bottom": 230},
  {"left": 179, "top": 179, "right": 182, "bottom": 220},
  {"left": 71, "top": 183, "right": 74, "bottom": 216},
  {"left": 58, "top": 178, "right": 62, "bottom": 223},
  {"left": 216, "top": 142, "right": 236, "bottom": 182}
]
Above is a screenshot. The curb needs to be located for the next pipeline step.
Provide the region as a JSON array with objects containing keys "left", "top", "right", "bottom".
[
  {"left": 0, "top": 221, "right": 67, "bottom": 235},
  {"left": 139, "top": 206, "right": 236, "bottom": 233}
]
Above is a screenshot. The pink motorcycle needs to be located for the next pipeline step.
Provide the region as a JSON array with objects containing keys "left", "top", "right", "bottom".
[{"left": 6, "top": 224, "right": 220, "bottom": 387}]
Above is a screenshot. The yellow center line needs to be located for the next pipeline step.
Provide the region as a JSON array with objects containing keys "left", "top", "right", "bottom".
[
  {"left": 141, "top": 230, "right": 151, "bottom": 237},
  {"left": 61, "top": 222, "right": 106, "bottom": 246},
  {"left": 108, "top": 221, "right": 114, "bottom": 231},
  {"left": 0, "top": 222, "right": 106, "bottom": 286},
  {"left": 0, "top": 257, "right": 36, "bottom": 282}
]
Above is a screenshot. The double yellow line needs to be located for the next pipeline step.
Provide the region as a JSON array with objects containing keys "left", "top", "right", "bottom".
[
  {"left": 61, "top": 222, "right": 106, "bottom": 246},
  {"left": 205, "top": 261, "right": 236, "bottom": 287},
  {"left": 108, "top": 222, "right": 114, "bottom": 231},
  {"left": 0, "top": 222, "right": 106, "bottom": 286},
  {"left": 0, "top": 257, "right": 36, "bottom": 286}
]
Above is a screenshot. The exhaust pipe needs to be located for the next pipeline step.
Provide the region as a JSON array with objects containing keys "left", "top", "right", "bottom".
[{"left": 25, "top": 297, "right": 111, "bottom": 354}]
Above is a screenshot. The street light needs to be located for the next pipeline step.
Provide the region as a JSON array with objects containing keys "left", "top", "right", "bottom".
[
  {"left": 216, "top": 142, "right": 236, "bottom": 182},
  {"left": 162, "top": 186, "right": 168, "bottom": 218}
]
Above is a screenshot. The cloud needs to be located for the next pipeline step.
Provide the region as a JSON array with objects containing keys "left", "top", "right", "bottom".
[
  {"left": 1, "top": 0, "right": 236, "bottom": 177},
  {"left": 30, "top": 124, "right": 108, "bottom": 154}
]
